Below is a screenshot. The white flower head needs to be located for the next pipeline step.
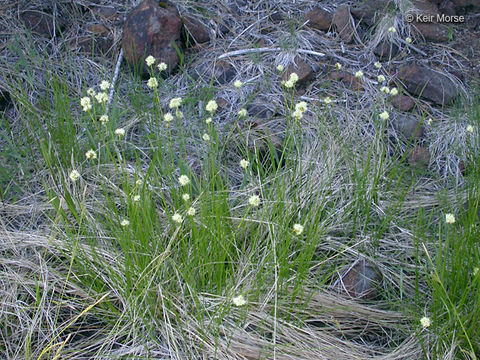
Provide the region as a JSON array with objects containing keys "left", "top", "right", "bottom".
[
  {"left": 379, "top": 111, "right": 389, "bottom": 120},
  {"left": 276, "top": 64, "right": 284, "bottom": 72},
  {"left": 388, "top": 26, "right": 396, "bottom": 33},
  {"left": 182, "top": 193, "right": 190, "bottom": 201},
  {"left": 85, "top": 149, "right": 97, "bottom": 160},
  {"left": 115, "top": 128, "right": 125, "bottom": 137},
  {"left": 289, "top": 72, "right": 299, "bottom": 83},
  {"left": 445, "top": 213, "right": 455, "bottom": 224},
  {"left": 206, "top": 99, "right": 218, "bottom": 113},
  {"left": 172, "top": 213, "right": 183, "bottom": 224},
  {"left": 239, "top": 159, "right": 249, "bottom": 169},
  {"left": 234, "top": 80, "right": 243, "bottom": 89},
  {"left": 390, "top": 87, "right": 399, "bottom": 96},
  {"left": 283, "top": 79, "right": 294, "bottom": 88},
  {"left": 248, "top": 195, "right": 260, "bottom": 207},
  {"left": 133, "top": 195, "right": 141, "bottom": 202},
  {"left": 232, "top": 294, "right": 247, "bottom": 307},
  {"left": 293, "top": 223, "right": 304, "bottom": 235},
  {"left": 136, "top": 179, "right": 143, "bottom": 186},
  {"left": 374, "top": 61, "right": 382, "bottom": 69},
  {"left": 237, "top": 108, "right": 248, "bottom": 117},
  {"left": 120, "top": 219, "right": 130, "bottom": 227},
  {"left": 335, "top": 62, "right": 342, "bottom": 70},
  {"left": 406, "top": 37, "right": 412, "bottom": 44},
  {"left": 426, "top": 118, "right": 433, "bottom": 125},
  {"left": 69, "top": 170, "right": 80, "bottom": 182},
  {"left": 324, "top": 96, "right": 332, "bottom": 105},
  {"left": 164, "top": 112, "right": 174, "bottom": 122},
  {"left": 187, "top": 207, "right": 196, "bottom": 216},
  {"left": 178, "top": 175, "right": 190, "bottom": 186},
  {"left": 80, "top": 97, "right": 92, "bottom": 112},
  {"left": 147, "top": 77, "right": 158, "bottom": 89},
  {"left": 99, "top": 114, "right": 109, "bottom": 124},
  {"left": 202, "top": 133, "right": 211, "bottom": 141},
  {"left": 355, "top": 70, "right": 364, "bottom": 79},
  {"left": 467, "top": 125, "right": 474, "bottom": 133},
  {"left": 145, "top": 55, "right": 156, "bottom": 66},
  {"left": 381, "top": 86, "right": 390, "bottom": 94},
  {"left": 377, "top": 75, "right": 386, "bottom": 83},
  {"left": 87, "top": 88, "right": 96, "bottom": 97},
  {"left": 157, "top": 62, "right": 167, "bottom": 71},
  {"left": 295, "top": 101, "right": 308, "bottom": 113},
  {"left": 292, "top": 109, "right": 303, "bottom": 120},
  {"left": 95, "top": 92, "right": 108, "bottom": 104},
  {"left": 169, "top": 97, "right": 182, "bottom": 109},
  {"left": 420, "top": 316, "right": 431, "bottom": 328},
  {"left": 205, "top": 117, "right": 212, "bottom": 124},
  {"left": 100, "top": 80, "right": 110, "bottom": 91}
]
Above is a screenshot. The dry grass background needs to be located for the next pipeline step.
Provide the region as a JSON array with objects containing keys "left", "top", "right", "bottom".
[{"left": 0, "top": 0, "right": 479, "bottom": 359}]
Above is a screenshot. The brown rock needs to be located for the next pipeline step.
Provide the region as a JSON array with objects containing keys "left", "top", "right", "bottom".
[
  {"left": 247, "top": 101, "right": 275, "bottom": 119},
  {"left": 87, "top": 24, "right": 110, "bottom": 36},
  {"left": 351, "top": 0, "right": 395, "bottom": 26},
  {"left": 283, "top": 59, "right": 314, "bottom": 86},
  {"left": 451, "top": 0, "right": 480, "bottom": 14},
  {"left": 407, "top": 146, "right": 430, "bottom": 169},
  {"left": 411, "top": 22, "right": 450, "bottom": 42},
  {"left": 439, "top": 1, "right": 456, "bottom": 15},
  {"left": 211, "top": 61, "right": 236, "bottom": 84},
  {"left": 393, "top": 116, "right": 425, "bottom": 139},
  {"left": 374, "top": 41, "right": 400, "bottom": 60},
  {"left": 305, "top": 7, "right": 332, "bottom": 31},
  {"left": 328, "top": 70, "right": 363, "bottom": 90},
  {"left": 332, "top": 5, "right": 356, "bottom": 43},
  {"left": 91, "top": 6, "right": 119, "bottom": 21},
  {"left": 21, "top": 10, "right": 64, "bottom": 38},
  {"left": 193, "top": 61, "right": 236, "bottom": 85},
  {"left": 397, "top": 63, "right": 459, "bottom": 105},
  {"left": 411, "top": 0, "right": 441, "bottom": 16},
  {"left": 392, "top": 95, "right": 415, "bottom": 111},
  {"left": 183, "top": 16, "right": 210, "bottom": 44},
  {"left": 122, "top": 0, "right": 182, "bottom": 75},
  {"left": 335, "top": 259, "right": 382, "bottom": 299},
  {"left": 239, "top": 119, "right": 285, "bottom": 164},
  {"left": 77, "top": 36, "right": 114, "bottom": 57}
]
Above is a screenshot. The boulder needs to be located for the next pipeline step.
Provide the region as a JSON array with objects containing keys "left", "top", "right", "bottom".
[
  {"left": 397, "top": 63, "right": 459, "bottom": 105},
  {"left": 328, "top": 70, "right": 364, "bottom": 91},
  {"left": 21, "top": 10, "right": 65, "bottom": 38},
  {"left": 351, "top": 0, "right": 395, "bottom": 26},
  {"left": 332, "top": 5, "right": 356, "bottom": 43},
  {"left": 122, "top": 0, "right": 182, "bottom": 75},
  {"left": 411, "top": 22, "right": 450, "bottom": 42},
  {"left": 374, "top": 41, "right": 400, "bottom": 60},
  {"left": 247, "top": 102, "right": 275, "bottom": 119},
  {"left": 391, "top": 95, "right": 415, "bottom": 112},
  {"left": 283, "top": 59, "right": 314, "bottom": 86},
  {"left": 334, "top": 259, "right": 382, "bottom": 299},
  {"left": 407, "top": 146, "right": 430, "bottom": 169},
  {"left": 450, "top": 0, "right": 480, "bottom": 14},
  {"left": 192, "top": 61, "right": 236, "bottom": 85},
  {"left": 305, "top": 7, "right": 333, "bottom": 31},
  {"left": 393, "top": 116, "right": 425, "bottom": 139},
  {"left": 183, "top": 16, "right": 210, "bottom": 44}
]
